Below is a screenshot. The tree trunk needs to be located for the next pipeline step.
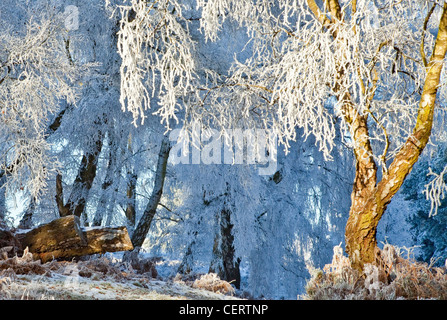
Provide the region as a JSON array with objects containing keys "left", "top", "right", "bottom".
[
  {"left": 0, "top": 174, "right": 6, "bottom": 225},
  {"left": 209, "top": 207, "right": 241, "bottom": 289},
  {"left": 15, "top": 215, "right": 133, "bottom": 263},
  {"left": 178, "top": 240, "right": 195, "bottom": 274},
  {"left": 17, "top": 197, "right": 35, "bottom": 229},
  {"left": 209, "top": 181, "right": 241, "bottom": 289},
  {"left": 125, "top": 170, "right": 137, "bottom": 232},
  {"left": 92, "top": 133, "right": 117, "bottom": 227},
  {"left": 130, "top": 134, "right": 171, "bottom": 248},
  {"left": 66, "top": 131, "right": 104, "bottom": 221},
  {"left": 345, "top": 3, "right": 447, "bottom": 271}
]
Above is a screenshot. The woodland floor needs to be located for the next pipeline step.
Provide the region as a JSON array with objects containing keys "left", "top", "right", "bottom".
[{"left": 0, "top": 252, "right": 243, "bottom": 300}]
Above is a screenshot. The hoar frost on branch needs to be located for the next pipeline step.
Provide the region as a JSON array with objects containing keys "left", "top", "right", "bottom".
[
  {"left": 115, "top": 0, "right": 197, "bottom": 128},
  {"left": 0, "top": 7, "right": 82, "bottom": 198},
  {"left": 194, "top": 0, "right": 440, "bottom": 160},
  {"left": 424, "top": 165, "right": 447, "bottom": 217}
]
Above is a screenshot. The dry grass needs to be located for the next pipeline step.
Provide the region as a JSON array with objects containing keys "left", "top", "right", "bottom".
[
  {"left": 304, "top": 244, "right": 447, "bottom": 300},
  {"left": 0, "top": 247, "right": 240, "bottom": 300},
  {"left": 191, "top": 273, "right": 235, "bottom": 295},
  {"left": 0, "top": 247, "right": 48, "bottom": 276}
]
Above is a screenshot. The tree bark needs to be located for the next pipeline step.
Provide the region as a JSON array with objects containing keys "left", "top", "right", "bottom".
[
  {"left": 92, "top": 132, "right": 117, "bottom": 227},
  {"left": 125, "top": 171, "right": 137, "bottom": 231},
  {"left": 66, "top": 130, "right": 104, "bottom": 221},
  {"left": 16, "top": 215, "right": 87, "bottom": 260},
  {"left": 55, "top": 122, "right": 104, "bottom": 222},
  {"left": 15, "top": 215, "right": 133, "bottom": 263},
  {"left": 0, "top": 174, "right": 6, "bottom": 225}
]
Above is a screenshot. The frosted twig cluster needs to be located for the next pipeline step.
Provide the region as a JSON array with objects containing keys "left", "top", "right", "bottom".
[
  {"left": 194, "top": 0, "right": 433, "bottom": 160},
  {"left": 424, "top": 166, "right": 447, "bottom": 217},
  {"left": 115, "top": 0, "right": 447, "bottom": 217},
  {"left": 116, "top": 0, "right": 196, "bottom": 128}
]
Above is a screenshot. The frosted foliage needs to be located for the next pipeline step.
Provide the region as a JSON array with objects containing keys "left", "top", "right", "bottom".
[
  {"left": 0, "top": 6, "right": 79, "bottom": 197},
  {"left": 116, "top": 0, "right": 196, "bottom": 127},
  {"left": 193, "top": 0, "right": 438, "bottom": 162},
  {"left": 424, "top": 166, "right": 447, "bottom": 217}
]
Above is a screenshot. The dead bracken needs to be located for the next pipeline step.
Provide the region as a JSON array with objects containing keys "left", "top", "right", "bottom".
[
  {"left": 304, "top": 244, "right": 447, "bottom": 300},
  {"left": 0, "top": 247, "right": 240, "bottom": 300}
]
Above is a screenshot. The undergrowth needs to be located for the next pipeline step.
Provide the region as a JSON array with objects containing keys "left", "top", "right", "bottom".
[
  {"left": 0, "top": 247, "right": 236, "bottom": 300},
  {"left": 304, "top": 244, "right": 447, "bottom": 300}
]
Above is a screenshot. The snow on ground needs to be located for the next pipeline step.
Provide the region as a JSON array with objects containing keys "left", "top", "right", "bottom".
[{"left": 3, "top": 273, "right": 241, "bottom": 300}]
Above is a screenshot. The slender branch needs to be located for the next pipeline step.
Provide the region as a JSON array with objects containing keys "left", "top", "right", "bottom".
[
  {"left": 421, "top": 3, "right": 436, "bottom": 68},
  {"left": 157, "top": 202, "right": 172, "bottom": 212}
]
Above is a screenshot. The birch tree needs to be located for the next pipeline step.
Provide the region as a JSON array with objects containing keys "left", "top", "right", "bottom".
[{"left": 117, "top": 0, "right": 447, "bottom": 271}]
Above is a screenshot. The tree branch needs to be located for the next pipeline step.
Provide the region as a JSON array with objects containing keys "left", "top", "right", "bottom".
[{"left": 421, "top": 3, "right": 436, "bottom": 68}]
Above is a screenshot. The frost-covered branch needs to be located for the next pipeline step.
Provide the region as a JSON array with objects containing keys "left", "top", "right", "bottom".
[
  {"left": 188, "top": 0, "right": 435, "bottom": 162},
  {"left": 424, "top": 166, "right": 447, "bottom": 217},
  {"left": 116, "top": 0, "right": 197, "bottom": 127}
]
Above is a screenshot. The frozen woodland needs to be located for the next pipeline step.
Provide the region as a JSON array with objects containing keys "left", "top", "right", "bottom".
[{"left": 1, "top": 0, "right": 447, "bottom": 300}]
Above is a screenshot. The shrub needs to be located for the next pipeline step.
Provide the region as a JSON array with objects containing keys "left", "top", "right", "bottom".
[{"left": 192, "top": 273, "right": 235, "bottom": 295}]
